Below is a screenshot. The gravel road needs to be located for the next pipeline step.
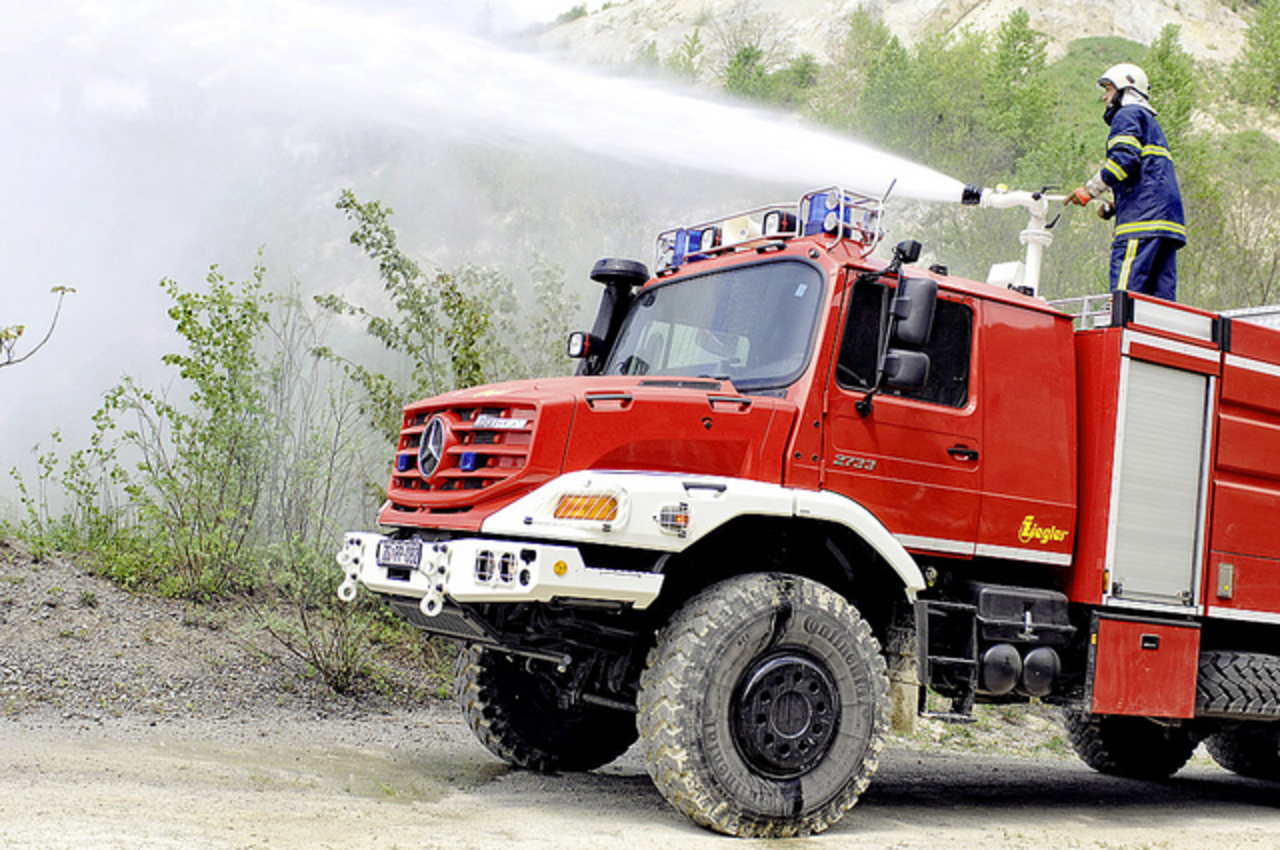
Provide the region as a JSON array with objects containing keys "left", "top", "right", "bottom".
[{"left": 5, "top": 540, "right": 1280, "bottom": 849}]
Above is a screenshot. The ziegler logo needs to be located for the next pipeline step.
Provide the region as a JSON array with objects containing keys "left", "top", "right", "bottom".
[
  {"left": 1018, "top": 515, "right": 1069, "bottom": 545},
  {"left": 832, "top": 454, "right": 876, "bottom": 471}
]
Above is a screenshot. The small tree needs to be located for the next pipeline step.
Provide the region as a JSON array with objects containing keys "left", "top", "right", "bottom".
[
  {"left": 317, "top": 190, "right": 576, "bottom": 442},
  {"left": 983, "top": 9, "right": 1053, "bottom": 172},
  {"left": 85, "top": 265, "right": 275, "bottom": 598},
  {"left": 812, "top": 9, "right": 895, "bottom": 132},
  {"left": 1146, "top": 25, "right": 1197, "bottom": 151},
  {"left": 724, "top": 44, "right": 771, "bottom": 99},
  {"left": 315, "top": 190, "right": 483, "bottom": 441},
  {"left": 665, "top": 28, "right": 706, "bottom": 79},
  {"left": 1232, "top": 0, "right": 1280, "bottom": 107},
  {"left": 712, "top": 1, "right": 789, "bottom": 89}
]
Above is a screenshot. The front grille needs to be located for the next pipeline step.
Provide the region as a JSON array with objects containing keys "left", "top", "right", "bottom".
[{"left": 387, "top": 402, "right": 537, "bottom": 510}]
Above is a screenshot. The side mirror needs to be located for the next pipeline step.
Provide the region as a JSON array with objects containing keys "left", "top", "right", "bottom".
[
  {"left": 891, "top": 276, "right": 937, "bottom": 347},
  {"left": 882, "top": 349, "right": 930, "bottom": 390},
  {"left": 856, "top": 275, "right": 937, "bottom": 418},
  {"left": 567, "top": 331, "right": 604, "bottom": 359}
]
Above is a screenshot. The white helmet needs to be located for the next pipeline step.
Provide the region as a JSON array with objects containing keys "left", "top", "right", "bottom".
[{"left": 1099, "top": 63, "right": 1149, "bottom": 98}]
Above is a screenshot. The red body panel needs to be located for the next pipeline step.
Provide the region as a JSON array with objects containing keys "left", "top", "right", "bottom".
[
  {"left": 1066, "top": 330, "right": 1124, "bottom": 605},
  {"left": 559, "top": 383, "right": 795, "bottom": 480},
  {"left": 825, "top": 386, "right": 982, "bottom": 550},
  {"left": 1089, "top": 616, "right": 1200, "bottom": 718},
  {"left": 975, "top": 298, "right": 1077, "bottom": 564},
  {"left": 1069, "top": 299, "right": 1228, "bottom": 610},
  {"left": 1206, "top": 320, "right": 1280, "bottom": 619}
]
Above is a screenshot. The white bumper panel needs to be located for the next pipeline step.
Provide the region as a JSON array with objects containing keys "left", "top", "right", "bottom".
[{"left": 336, "top": 531, "right": 664, "bottom": 618}]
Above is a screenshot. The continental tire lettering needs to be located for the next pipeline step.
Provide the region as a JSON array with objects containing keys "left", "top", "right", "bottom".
[
  {"left": 801, "top": 615, "right": 856, "bottom": 667},
  {"left": 707, "top": 725, "right": 776, "bottom": 809}
]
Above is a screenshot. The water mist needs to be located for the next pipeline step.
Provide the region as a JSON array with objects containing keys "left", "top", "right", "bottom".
[{"left": 1, "top": 0, "right": 968, "bottom": 512}]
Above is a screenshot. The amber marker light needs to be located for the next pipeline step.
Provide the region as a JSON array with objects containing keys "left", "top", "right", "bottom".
[{"left": 553, "top": 492, "right": 619, "bottom": 522}]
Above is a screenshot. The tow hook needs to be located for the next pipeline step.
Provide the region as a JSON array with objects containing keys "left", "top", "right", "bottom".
[{"left": 336, "top": 536, "right": 362, "bottom": 602}]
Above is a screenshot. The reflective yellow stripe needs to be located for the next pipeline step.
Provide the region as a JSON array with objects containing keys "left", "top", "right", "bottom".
[
  {"left": 1104, "top": 159, "right": 1128, "bottom": 181},
  {"left": 1142, "top": 144, "right": 1172, "bottom": 159},
  {"left": 1118, "top": 239, "right": 1139, "bottom": 291},
  {"left": 1108, "top": 134, "right": 1141, "bottom": 151},
  {"left": 1115, "top": 219, "right": 1187, "bottom": 238}
]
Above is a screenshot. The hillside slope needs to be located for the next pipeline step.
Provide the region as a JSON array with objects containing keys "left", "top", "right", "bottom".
[{"left": 537, "top": 0, "right": 1247, "bottom": 69}]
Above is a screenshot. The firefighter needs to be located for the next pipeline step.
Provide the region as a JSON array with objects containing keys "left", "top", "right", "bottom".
[{"left": 1065, "top": 63, "right": 1185, "bottom": 301}]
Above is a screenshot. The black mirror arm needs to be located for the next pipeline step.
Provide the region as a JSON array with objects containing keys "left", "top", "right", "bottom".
[
  {"left": 855, "top": 387, "right": 877, "bottom": 418},
  {"left": 857, "top": 286, "right": 898, "bottom": 419}
]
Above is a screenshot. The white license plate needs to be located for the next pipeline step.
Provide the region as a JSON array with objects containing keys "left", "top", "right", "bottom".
[{"left": 377, "top": 539, "right": 423, "bottom": 570}]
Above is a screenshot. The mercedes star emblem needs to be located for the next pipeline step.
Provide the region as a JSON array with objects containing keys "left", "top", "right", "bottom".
[{"left": 418, "top": 415, "right": 447, "bottom": 477}]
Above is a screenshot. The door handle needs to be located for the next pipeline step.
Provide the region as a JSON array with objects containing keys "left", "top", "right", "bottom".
[
  {"left": 707, "top": 394, "right": 753, "bottom": 412},
  {"left": 584, "top": 392, "right": 633, "bottom": 410},
  {"left": 947, "top": 445, "right": 979, "bottom": 462}
]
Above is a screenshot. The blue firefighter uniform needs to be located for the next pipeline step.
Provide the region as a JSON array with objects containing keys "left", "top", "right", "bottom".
[{"left": 1097, "top": 100, "right": 1186, "bottom": 301}]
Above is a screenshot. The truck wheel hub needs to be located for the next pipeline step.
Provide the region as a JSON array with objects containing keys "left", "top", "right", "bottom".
[{"left": 732, "top": 651, "right": 840, "bottom": 778}]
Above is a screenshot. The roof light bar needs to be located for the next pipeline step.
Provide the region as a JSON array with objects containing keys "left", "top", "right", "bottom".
[{"left": 654, "top": 186, "right": 887, "bottom": 272}]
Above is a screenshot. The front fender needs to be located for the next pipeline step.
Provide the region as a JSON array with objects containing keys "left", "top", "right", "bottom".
[{"left": 480, "top": 471, "right": 925, "bottom": 599}]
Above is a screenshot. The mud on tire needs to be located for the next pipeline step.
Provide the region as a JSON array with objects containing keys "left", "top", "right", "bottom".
[
  {"left": 637, "top": 573, "right": 889, "bottom": 838},
  {"left": 454, "top": 646, "right": 638, "bottom": 773},
  {"left": 1064, "top": 712, "right": 1198, "bottom": 779},
  {"left": 1205, "top": 723, "right": 1280, "bottom": 779}
]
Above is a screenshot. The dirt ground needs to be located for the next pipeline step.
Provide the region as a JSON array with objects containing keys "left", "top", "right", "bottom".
[{"left": 4, "top": 542, "right": 1280, "bottom": 849}]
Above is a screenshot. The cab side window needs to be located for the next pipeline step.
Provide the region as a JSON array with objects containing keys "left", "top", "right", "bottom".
[{"left": 836, "top": 279, "right": 973, "bottom": 408}]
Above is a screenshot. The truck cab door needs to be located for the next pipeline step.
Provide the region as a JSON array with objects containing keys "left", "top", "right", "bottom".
[{"left": 824, "top": 277, "right": 982, "bottom": 556}]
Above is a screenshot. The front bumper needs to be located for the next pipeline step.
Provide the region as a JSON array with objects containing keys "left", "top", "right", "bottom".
[{"left": 336, "top": 532, "right": 665, "bottom": 619}]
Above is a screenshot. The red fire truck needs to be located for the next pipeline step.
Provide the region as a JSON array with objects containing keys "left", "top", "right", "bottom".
[{"left": 337, "top": 185, "right": 1280, "bottom": 837}]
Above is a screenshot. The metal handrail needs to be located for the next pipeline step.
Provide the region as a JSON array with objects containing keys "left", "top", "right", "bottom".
[{"left": 1047, "top": 293, "right": 1113, "bottom": 329}]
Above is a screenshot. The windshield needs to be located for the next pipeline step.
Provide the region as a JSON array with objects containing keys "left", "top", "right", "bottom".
[{"left": 604, "top": 260, "right": 825, "bottom": 391}]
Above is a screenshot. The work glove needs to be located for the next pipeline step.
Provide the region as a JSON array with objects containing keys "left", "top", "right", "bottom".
[
  {"left": 1064, "top": 187, "right": 1093, "bottom": 206},
  {"left": 1097, "top": 201, "right": 1116, "bottom": 221}
]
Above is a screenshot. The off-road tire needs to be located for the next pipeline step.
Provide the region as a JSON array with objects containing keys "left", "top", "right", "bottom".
[
  {"left": 1196, "top": 651, "right": 1280, "bottom": 719},
  {"left": 454, "top": 646, "right": 638, "bottom": 772},
  {"left": 1205, "top": 723, "right": 1280, "bottom": 779},
  {"left": 1064, "top": 712, "right": 1198, "bottom": 779},
  {"left": 637, "top": 573, "right": 889, "bottom": 838}
]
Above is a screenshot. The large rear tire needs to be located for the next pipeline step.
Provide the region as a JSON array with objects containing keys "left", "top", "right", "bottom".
[
  {"left": 637, "top": 573, "right": 889, "bottom": 837},
  {"left": 1205, "top": 723, "right": 1280, "bottom": 779},
  {"left": 454, "top": 646, "right": 638, "bottom": 772},
  {"left": 1064, "top": 712, "right": 1198, "bottom": 779}
]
